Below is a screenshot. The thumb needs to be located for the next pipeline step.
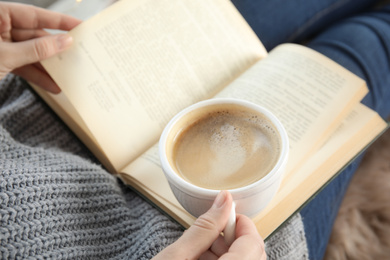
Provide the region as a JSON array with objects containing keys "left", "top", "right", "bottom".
[
  {"left": 177, "top": 191, "right": 233, "bottom": 259},
  {"left": 5, "top": 34, "right": 73, "bottom": 70}
]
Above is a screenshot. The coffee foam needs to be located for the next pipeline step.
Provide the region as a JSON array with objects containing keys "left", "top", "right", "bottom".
[{"left": 171, "top": 104, "right": 281, "bottom": 190}]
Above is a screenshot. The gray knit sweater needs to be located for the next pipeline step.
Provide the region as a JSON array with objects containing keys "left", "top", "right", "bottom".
[{"left": 0, "top": 75, "right": 308, "bottom": 259}]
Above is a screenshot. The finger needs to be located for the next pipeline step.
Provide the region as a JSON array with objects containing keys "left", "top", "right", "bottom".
[
  {"left": 235, "top": 214, "right": 260, "bottom": 237},
  {"left": 34, "top": 62, "right": 46, "bottom": 72},
  {"left": 3, "top": 2, "right": 81, "bottom": 31},
  {"left": 13, "top": 63, "right": 61, "bottom": 94},
  {"left": 210, "top": 235, "right": 229, "bottom": 256},
  {"left": 175, "top": 191, "right": 233, "bottom": 259},
  {"left": 199, "top": 249, "right": 219, "bottom": 260},
  {"left": 220, "top": 214, "right": 266, "bottom": 260},
  {"left": 11, "top": 28, "right": 50, "bottom": 42},
  {"left": 222, "top": 238, "right": 266, "bottom": 260},
  {"left": 1, "top": 34, "right": 73, "bottom": 69}
]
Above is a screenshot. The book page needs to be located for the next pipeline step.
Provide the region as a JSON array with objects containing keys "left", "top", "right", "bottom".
[
  {"left": 215, "top": 43, "right": 368, "bottom": 173},
  {"left": 41, "top": 0, "right": 266, "bottom": 172}
]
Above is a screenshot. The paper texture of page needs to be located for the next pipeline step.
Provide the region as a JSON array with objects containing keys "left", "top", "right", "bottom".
[{"left": 41, "top": 0, "right": 266, "bottom": 172}]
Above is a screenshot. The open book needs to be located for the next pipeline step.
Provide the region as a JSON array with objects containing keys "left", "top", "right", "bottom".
[{"left": 32, "top": 0, "right": 388, "bottom": 239}]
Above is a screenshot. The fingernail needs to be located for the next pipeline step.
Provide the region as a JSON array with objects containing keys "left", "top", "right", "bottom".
[
  {"left": 56, "top": 34, "right": 73, "bottom": 50},
  {"left": 213, "top": 190, "right": 227, "bottom": 208}
]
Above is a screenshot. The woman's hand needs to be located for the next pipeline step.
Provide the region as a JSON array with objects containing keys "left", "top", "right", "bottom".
[
  {"left": 153, "top": 190, "right": 266, "bottom": 260},
  {"left": 0, "top": 2, "right": 81, "bottom": 93}
]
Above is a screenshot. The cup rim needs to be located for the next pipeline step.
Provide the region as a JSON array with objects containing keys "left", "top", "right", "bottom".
[{"left": 159, "top": 97, "right": 289, "bottom": 198}]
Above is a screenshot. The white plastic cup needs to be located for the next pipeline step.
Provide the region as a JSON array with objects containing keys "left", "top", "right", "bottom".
[{"left": 159, "top": 98, "right": 289, "bottom": 218}]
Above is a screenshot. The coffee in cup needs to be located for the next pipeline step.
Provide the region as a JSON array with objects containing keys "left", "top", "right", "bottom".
[{"left": 168, "top": 103, "right": 282, "bottom": 190}]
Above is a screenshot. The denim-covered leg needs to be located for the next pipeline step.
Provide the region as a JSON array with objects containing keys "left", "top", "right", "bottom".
[
  {"left": 232, "top": 0, "right": 380, "bottom": 51},
  {"left": 301, "top": 6, "right": 390, "bottom": 259},
  {"left": 308, "top": 6, "right": 390, "bottom": 117}
]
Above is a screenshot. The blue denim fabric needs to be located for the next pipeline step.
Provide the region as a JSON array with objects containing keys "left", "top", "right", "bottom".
[
  {"left": 233, "top": 1, "right": 390, "bottom": 259},
  {"left": 232, "top": 0, "right": 378, "bottom": 51},
  {"left": 308, "top": 7, "right": 390, "bottom": 117}
]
